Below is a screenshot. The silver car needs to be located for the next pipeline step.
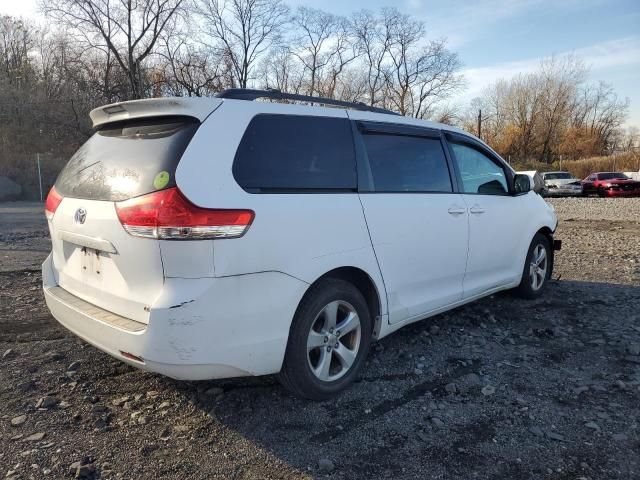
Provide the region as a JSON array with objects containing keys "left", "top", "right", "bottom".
[{"left": 542, "top": 171, "right": 582, "bottom": 196}]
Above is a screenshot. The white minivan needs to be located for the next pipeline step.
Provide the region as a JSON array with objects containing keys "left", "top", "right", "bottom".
[{"left": 43, "top": 89, "right": 559, "bottom": 399}]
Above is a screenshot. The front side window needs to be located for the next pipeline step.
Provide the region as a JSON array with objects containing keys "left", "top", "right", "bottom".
[
  {"left": 450, "top": 142, "right": 508, "bottom": 195},
  {"left": 361, "top": 134, "right": 452, "bottom": 192},
  {"left": 233, "top": 114, "right": 356, "bottom": 192}
]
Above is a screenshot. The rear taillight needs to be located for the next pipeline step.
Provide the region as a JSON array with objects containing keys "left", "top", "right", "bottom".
[
  {"left": 115, "top": 187, "right": 254, "bottom": 240},
  {"left": 45, "top": 186, "right": 63, "bottom": 221}
]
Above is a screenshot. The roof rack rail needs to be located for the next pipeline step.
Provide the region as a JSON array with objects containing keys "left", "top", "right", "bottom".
[{"left": 216, "top": 88, "right": 399, "bottom": 116}]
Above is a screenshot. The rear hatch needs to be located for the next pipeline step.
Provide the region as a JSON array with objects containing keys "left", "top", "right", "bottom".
[{"left": 46, "top": 116, "right": 200, "bottom": 323}]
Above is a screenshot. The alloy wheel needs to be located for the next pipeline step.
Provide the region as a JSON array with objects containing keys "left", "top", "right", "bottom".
[
  {"left": 307, "top": 300, "right": 362, "bottom": 382},
  {"left": 529, "top": 244, "right": 548, "bottom": 291}
]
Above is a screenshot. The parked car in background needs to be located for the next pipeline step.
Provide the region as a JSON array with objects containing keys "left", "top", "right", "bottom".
[
  {"left": 42, "top": 89, "right": 559, "bottom": 400},
  {"left": 541, "top": 171, "right": 583, "bottom": 197},
  {"left": 581, "top": 172, "right": 640, "bottom": 197},
  {"left": 516, "top": 171, "right": 547, "bottom": 196}
]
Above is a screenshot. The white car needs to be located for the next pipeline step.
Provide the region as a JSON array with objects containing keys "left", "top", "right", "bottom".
[
  {"left": 43, "top": 89, "right": 559, "bottom": 399},
  {"left": 541, "top": 171, "right": 582, "bottom": 196}
]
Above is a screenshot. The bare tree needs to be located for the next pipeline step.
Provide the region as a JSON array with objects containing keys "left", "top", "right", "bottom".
[
  {"left": 197, "top": 0, "right": 289, "bottom": 88},
  {"left": 158, "top": 29, "right": 231, "bottom": 96},
  {"left": 351, "top": 9, "right": 393, "bottom": 107},
  {"left": 42, "top": 0, "right": 185, "bottom": 99}
]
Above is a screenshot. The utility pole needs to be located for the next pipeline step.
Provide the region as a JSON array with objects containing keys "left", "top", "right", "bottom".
[
  {"left": 477, "top": 109, "right": 482, "bottom": 140},
  {"left": 36, "top": 153, "right": 43, "bottom": 202}
]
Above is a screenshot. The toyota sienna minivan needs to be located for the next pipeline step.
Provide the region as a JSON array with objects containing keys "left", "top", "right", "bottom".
[{"left": 43, "top": 89, "right": 559, "bottom": 399}]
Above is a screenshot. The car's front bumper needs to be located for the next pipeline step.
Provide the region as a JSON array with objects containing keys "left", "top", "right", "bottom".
[
  {"left": 602, "top": 188, "right": 640, "bottom": 197},
  {"left": 42, "top": 253, "right": 308, "bottom": 380}
]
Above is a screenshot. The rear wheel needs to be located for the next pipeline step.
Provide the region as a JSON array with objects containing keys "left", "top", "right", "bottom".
[
  {"left": 514, "top": 233, "right": 551, "bottom": 299},
  {"left": 278, "top": 278, "right": 372, "bottom": 400}
]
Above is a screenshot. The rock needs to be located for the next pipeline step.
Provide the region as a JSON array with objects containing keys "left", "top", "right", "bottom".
[
  {"left": 460, "top": 373, "right": 482, "bottom": 387},
  {"left": 429, "top": 325, "right": 440, "bottom": 335},
  {"left": 614, "top": 380, "right": 626, "bottom": 390},
  {"left": 444, "top": 383, "right": 457, "bottom": 394},
  {"left": 204, "top": 387, "right": 224, "bottom": 396},
  {"left": 11, "top": 415, "right": 27, "bottom": 426},
  {"left": 612, "top": 433, "right": 628, "bottom": 441},
  {"left": 318, "top": 458, "right": 335, "bottom": 473},
  {"left": 69, "top": 461, "right": 96, "bottom": 478},
  {"left": 24, "top": 432, "right": 46, "bottom": 442},
  {"left": 67, "top": 361, "right": 81, "bottom": 371},
  {"left": 3, "top": 348, "right": 16, "bottom": 359},
  {"left": 158, "top": 401, "right": 172, "bottom": 410},
  {"left": 35, "top": 396, "right": 59, "bottom": 409},
  {"left": 546, "top": 431, "right": 565, "bottom": 441},
  {"left": 481, "top": 385, "right": 496, "bottom": 396},
  {"left": 112, "top": 396, "right": 131, "bottom": 407},
  {"left": 627, "top": 343, "right": 640, "bottom": 356},
  {"left": 573, "top": 386, "right": 589, "bottom": 394},
  {"left": 137, "top": 416, "right": 149, "bottom": 425},
  {"left": 431, "top": 417, "right": 445, "bottom": 428},
  {"left": 413, "top": 368, "right": 423, "bottom": 375},
  {"left": 584, "top": 421, "right": 600, "bottom": 431},
  {"left": 528, "top": 426, "right": 544, "bottom": 437},
  {"left": 48, "top": 351, "right": 65, "bottom": 361}
]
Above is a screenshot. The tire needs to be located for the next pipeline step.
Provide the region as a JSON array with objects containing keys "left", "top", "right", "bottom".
[
  {"left": 597, "top": 187, "right": 606, "bottom": 198},
  {"left": 278, "top": 278, "right": 372, "bottom": 400},
  {"left": 514, "top": 233, "right": 552, "bottom": 299}
]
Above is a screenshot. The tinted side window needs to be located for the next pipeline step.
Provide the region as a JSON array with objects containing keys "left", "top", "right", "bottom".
[
  {"left": 233, "top": 114, "right": 356, "bottom": 192},
  {"left": 362, "top": 134, "right": 452, "bottom": 192},
  {"left": 450, "top": 143, "right": 508, "bottom": 195}
]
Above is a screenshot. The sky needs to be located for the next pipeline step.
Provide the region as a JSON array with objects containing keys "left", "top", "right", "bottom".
[{"left": 1, "top": 0, "right": 639, "bottom": 127}]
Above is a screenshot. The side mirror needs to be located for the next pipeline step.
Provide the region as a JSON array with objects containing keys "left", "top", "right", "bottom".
[{"left": 513, "top": 174, "right": 532, "bottom": 194}]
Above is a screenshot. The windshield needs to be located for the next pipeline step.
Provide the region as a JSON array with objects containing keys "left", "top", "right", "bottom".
[
  {"left": 55, "top": 117, "right": 199, "bottom": 201},
  {"left": 544, "top": 172, "right": 573, "bottom": 180},
  {"left": 598, "top": 172, "right": 629, "bottom": 180}
]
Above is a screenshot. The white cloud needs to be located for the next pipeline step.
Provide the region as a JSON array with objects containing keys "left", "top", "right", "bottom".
[{"left": 459, "top": 36, "right": 640, "bottom": 102}]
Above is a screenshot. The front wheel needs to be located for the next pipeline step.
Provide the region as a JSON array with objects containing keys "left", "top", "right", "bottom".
[
  {"left": 514, "top": 233, "right": 552, "bottom": 299},
  {"left": 278, "top": 278, "right": 372, "bottom": 400}
]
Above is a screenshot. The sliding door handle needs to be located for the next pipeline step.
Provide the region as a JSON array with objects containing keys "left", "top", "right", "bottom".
[{"left": 470, "top": 206, "right": 486, "bottom": 215}]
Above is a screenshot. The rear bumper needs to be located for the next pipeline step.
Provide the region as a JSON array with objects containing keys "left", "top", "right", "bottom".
[{"left": 42, "top": 253, "right": 308, "bottom": 380}]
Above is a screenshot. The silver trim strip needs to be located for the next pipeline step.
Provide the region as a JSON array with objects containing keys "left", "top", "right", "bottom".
[
  {"left": 46, "top": 286, "right": 146, "bottom": 333},
  {"left": 58, "top": 230, "right": 118, "bottom": 254}
]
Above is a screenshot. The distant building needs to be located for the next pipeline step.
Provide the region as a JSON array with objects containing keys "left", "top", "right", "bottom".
[{"left": 0, "top": 176, "right": 22, "bottom": 200}]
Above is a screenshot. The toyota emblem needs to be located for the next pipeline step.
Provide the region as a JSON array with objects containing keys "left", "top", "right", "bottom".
[{"left": 74, "top": 208, "right": 87, "bottom": 224}]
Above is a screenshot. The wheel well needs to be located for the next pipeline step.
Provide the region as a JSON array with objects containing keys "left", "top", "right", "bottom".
[{"left": 310, "top": 267, "right": 382, "bottom": 339}]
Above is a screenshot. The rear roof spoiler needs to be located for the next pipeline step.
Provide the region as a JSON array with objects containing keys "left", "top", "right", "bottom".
[{"left": 89, "top": 97, "right": 223, "bottom": 128}]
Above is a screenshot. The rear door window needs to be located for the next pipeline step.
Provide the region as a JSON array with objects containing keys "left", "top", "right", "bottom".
[
  {"left": 232, "top": 114, "right": 356, "bottom": 192},
  {"left": 361, "top": 133, "right": 452, "bottom": 192},
  {"left": 55, "top": 117, "right": 199, "bottom": 201}
]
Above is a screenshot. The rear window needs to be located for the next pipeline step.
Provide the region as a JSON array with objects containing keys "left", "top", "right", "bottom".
[
  {"left": 55, "top": 117, "right": 199, "bottom": 201},
  {"left": 544, "top": 172, "right": 572, "bottom": 180},
  {"left": 232, "top": 114, "right": 356, "bottom": 192}
]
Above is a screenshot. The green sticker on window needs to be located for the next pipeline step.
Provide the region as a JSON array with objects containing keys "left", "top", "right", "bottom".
[{"left": 153, "top": 171, "right": 170, "bottom": 190}]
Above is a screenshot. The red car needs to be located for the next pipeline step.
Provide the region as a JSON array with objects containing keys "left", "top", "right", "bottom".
[{"left": 581, "top": 172, "right": 640, "bottom": 197}]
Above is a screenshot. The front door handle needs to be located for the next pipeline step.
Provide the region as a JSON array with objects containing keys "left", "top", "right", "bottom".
[
  {"left": 470, "top": 206, "right": 486, "bottom": 215},
  {"left": 448, "top": 206, "right": 467, "bottom": 216}
]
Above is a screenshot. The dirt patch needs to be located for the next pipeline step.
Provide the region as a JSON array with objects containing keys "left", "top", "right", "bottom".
[{"left": 1, "top": 200, "right": 639, "bottom": 479}]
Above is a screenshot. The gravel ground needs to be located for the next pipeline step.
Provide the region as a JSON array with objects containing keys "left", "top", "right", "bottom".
[{"left": 1, "top": 198, "right": 639, "bottom": 480}]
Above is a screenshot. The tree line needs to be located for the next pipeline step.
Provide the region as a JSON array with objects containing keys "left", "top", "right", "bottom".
[
  {"left": 0, "top": 0, "right": 636, "bottom": 198},
  {"left": 462, "top": 56, "right": 636, "bottom": 163}
]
